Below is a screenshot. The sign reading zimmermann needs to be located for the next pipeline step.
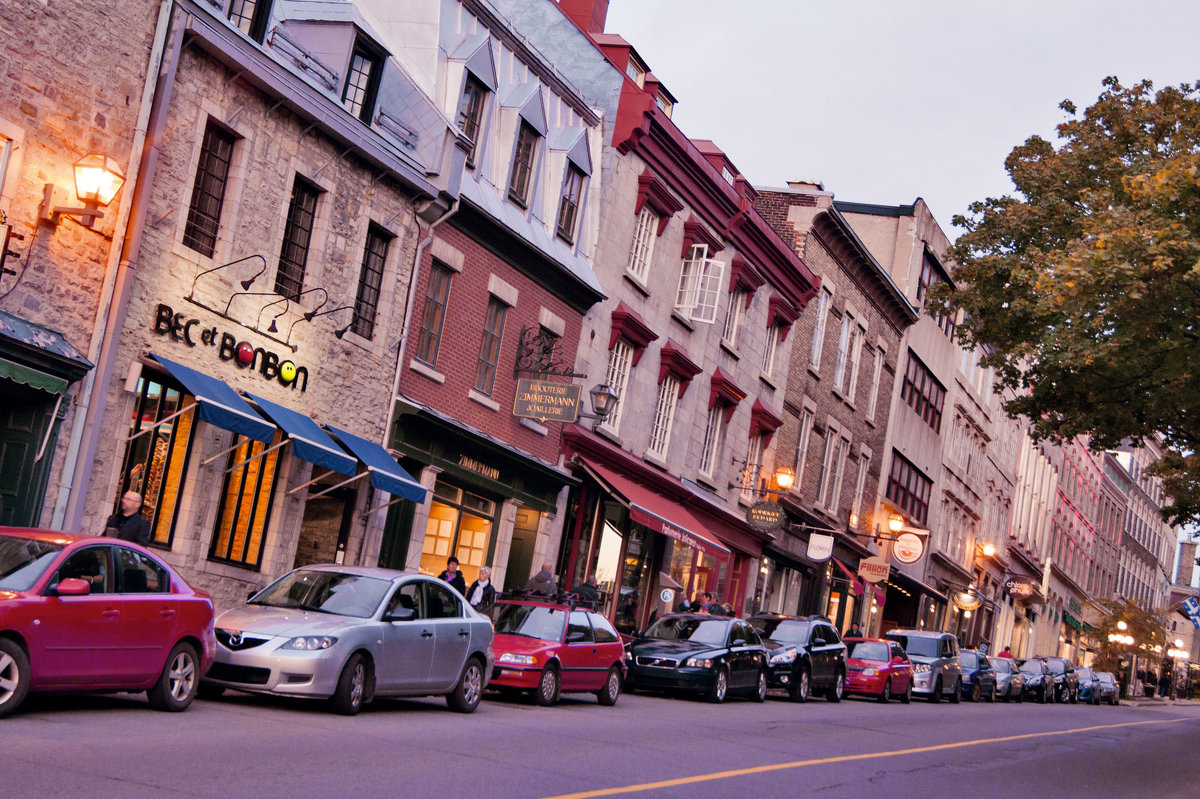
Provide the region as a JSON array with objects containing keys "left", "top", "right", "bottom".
[{"left": 513, "top": 379, "right": 582, "bottom": 423}]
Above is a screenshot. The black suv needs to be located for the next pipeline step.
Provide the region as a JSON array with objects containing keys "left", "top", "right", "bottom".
[
  {"left": 749, "top": 614, "right": 847, "bottom": 702},
  {"left": 1041, "top": 657, "right": 1080, "bottom": 703}
]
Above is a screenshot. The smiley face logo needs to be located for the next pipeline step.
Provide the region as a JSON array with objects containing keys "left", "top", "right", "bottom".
[{"left": 278, "top": 360, "right": 298, "bottom": 384}]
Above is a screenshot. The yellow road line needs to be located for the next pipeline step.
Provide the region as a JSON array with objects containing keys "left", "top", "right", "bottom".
[{"left": 542, "top": 717, "right": 1193, "bottom": 799}]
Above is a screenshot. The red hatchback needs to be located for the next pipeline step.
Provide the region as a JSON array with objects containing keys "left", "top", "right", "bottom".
[
  {"left": 844, "top": 637, "right": 913, "bottom": 703},
  {"left": 0, "top": 528, "right": 216, "bottom": 718},
  {"left": 490, "top": 596, "right": 626, "bottom": 706}
]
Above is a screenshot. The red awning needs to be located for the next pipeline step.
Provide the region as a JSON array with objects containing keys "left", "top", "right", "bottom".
[{"left": 578, "top": 458, "right": 730, "bottom": 561}]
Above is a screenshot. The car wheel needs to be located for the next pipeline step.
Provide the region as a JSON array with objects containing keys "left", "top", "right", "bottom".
[
  {"left": 826, "top": 671, "right": 844, "bottom": 703},
  {"left": 970, "top": 682, "right": 981, "bottom": 702},
  {"left": 929, "top": 676, "right": 942, "bottom": 703},
  {"left": 1070, "top": 688, "right": 1079, "bottom": 704},
  {"left": 789, "top": 667, "right": 811, "bottom": 702},
  {"left": 708, "top": 667, "right": 728, "bottom": 704},
  {"left": 900, "top": 680, "right": 911, "bottom": 704},
  {"left": 147, "top": 642, "right": 199, "bottom": 712},
  {"left": 535, "top": 664, "right": 561, "bottom": 707},
  {"left": 596, "top": 666, "right": 622, "bottom": 707},
  {"left": 0, "top": 638, "right": 31, "bottom": 719},
  {"left": 1040, "top": 686, "right": 1050, "bottom": 704},
  {"left": 949, "top": 678, "right": 962, "bottom": 704},
  {"left": 1016, "top": 689, "right": 1024, "bottom": 703},
  {"left": 330, "top": 653, "right": 369, "bottom": 716},
  {"left": 446, "top": 657, "right": 484, "bottom": 713},
  {"left": 751, "top": 669, "right": 767, "bottom": 703},
  {"left": 878, "top": 678, "right": 892, "bottom": 703},
  {"left": 197, "top": 683, "right": 226, "bottom": 702},
  {"left": 986, "top": 684, "right": 996, "bottom": 703}
]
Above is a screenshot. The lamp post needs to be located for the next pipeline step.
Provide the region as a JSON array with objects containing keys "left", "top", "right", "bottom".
[{"left": 39, "top": 153, "right": 126, "bottom": 228}]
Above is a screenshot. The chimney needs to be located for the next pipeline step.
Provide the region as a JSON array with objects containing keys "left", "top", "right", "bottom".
[
  {"left": 1179, "top": 541, "right": 1197, "bottom": 585},
  {"left": 558, "top": 0, "right": 610, "bottom": 34}
]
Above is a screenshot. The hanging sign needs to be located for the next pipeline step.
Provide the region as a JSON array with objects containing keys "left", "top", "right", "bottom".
[
  {"left": 857, "top": 556, "right": 890, "bottom": 584},
  {"left": 746, "top": 500, "right": 786, "bottom": 532},
  {"left": 1005, "top": 579, "right": 1035, "bottom": 600},
  {"left": 892, "top": 532, "right": 925, "bottom": 565},
  {"left": 953, "top": 591, "right": 983, "bottom": 611},
  {"left": 513, "top": 378, "right": 581, "bottom": 423},
  {"left": 807, "top": 533, "right": 834, "bottom": 562}
]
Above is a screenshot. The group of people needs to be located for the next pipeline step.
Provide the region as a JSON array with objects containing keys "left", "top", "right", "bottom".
[
  {"left": 435, "top": 556, "right": 602, "bottom": 612},
  {"left": 676, "top": 590, "right": 734, "bottom": 616}
]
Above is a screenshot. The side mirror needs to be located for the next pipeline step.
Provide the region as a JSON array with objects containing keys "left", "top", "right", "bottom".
[
  {"left": 386, "top": 607, "right": 416, "bottom": 623},
  {"left": 54, "top": 577, "right": 91, "bottom": 596}
]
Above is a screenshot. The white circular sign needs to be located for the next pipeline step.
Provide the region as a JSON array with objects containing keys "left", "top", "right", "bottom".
[
  {"left": 660, "top": 588, "right": 674, "bottom": 604},
  {"left": 893, "top": 532, "right": 925, "bottom": 564}
]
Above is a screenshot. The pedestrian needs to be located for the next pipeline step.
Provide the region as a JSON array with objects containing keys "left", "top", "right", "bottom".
[
  {"left": 999, "top": 645, "right": 1013, "bottom": 658},
  {"left": 465, "top": 566, "right": 496, "bottom": 612},
  {"left": 569, "top": 574, "right": 602, "bottom": 608},
  {"left": 103, "top": 490, "right": 151, "bottom": 545},
  {"left": 845, "top": 621, "right": 865, "bottom": 638},
  {"left": 437, "top": 556, "right": 467, "bottom": 594},
  {"left": 1159, "top": 668, "right": 1171, "bottom": 698},
  {"left": 525, "top": 561, "right": 558, "bottom": 595}
]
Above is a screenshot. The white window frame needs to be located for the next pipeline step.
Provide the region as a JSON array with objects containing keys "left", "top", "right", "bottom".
[
  {"left": 846, "top": 322, "right": 866, "bottom": 401},
  {"left": 762, "top": 324, "right": 782, "bottom": 377},
  {"left": 675, "top": 244, "right": 725, "bottom": 324},
  {"left": 794, "top": 405, "right": 814, "bottom": 488},
  {"left": 722, "top": 289, "right": 747, "bottom": 347},
  {"left": 647, "top": 375, "right": 680, "bottom": 458},
  {"left": 849, "top": 450, "right": 871, "bottom": 530},
  {"left": 602, "top": 339, "right": 634, "bottom": 434},
  {"left": 833, "top": 311, "right": 852, "bottom": 390},
  {"left": 810, "top": 287, "right": 832, "bottom": 369},
  {"left": 825, "top": 435, "right": 851, "bottom": 514},
  {"left": 740, "top": 433, "right": 766, "bottom": 504},
  {"left": 698, "top": 404, "right": 727, "bottom": 480},
  {"left": 866, "top": 345, "right": 884, "bottom": 421},
  {"left": 626, "top": 207, "right": 657, "bottom": 284}
]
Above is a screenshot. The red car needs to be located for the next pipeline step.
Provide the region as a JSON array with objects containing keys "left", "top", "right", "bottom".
[
  {"left": 489, "top": 596, "right": 626, "bottom": 706},
  {"left": 0, "top": 528, "right": 216, "bottom": 718},
  {"left": 844, "top": 637, "right": 913, "bottom": 703}
]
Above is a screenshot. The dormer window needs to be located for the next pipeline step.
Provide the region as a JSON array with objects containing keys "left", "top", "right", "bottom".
[
  {"left": 556, "top": 165, "right": 586, "bottom": 244},
  {"left": 457, "top": 75, "right": 489, "bottom": 168},
  {"left": 721, "top": 165, "right": 735, "bottom": 186},
  {"left": 626, "top": 57, "right": 645, "bottom": 87},
  {"left": 342, "top": 38, "right": 383, "bottom": 124},
  {"left": 655, "top": 93, "right": 673, "bottom": 117},
  {"left": 228, "top": 0, "right": 272, "bottom": 43},
  {"left": 508, "top": 121, "right": 539, "bottom": 207}
]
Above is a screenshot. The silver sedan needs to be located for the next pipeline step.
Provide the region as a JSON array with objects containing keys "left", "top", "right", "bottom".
[{"left": 201, "top": 565, "right": 493, "bottom": 715}]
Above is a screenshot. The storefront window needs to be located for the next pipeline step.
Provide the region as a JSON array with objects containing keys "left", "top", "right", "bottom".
[
  {"left": 119, "top": 374, "right": 195, "bottom": 547},
  {"left": 419, "top": 481, "right": 495, "bottom": 586},
  {"left": 616, "top": 525, "right": 653, "bottom": 636},
  {"left": 588, "top": 500, "right": 626, "bottom": 618},
  {"left": 210, "top": 432, "right": 282, "bottom": 568}
]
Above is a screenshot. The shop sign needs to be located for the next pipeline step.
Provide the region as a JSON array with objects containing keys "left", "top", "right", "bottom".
[
  {"left": 857, "top": 556, "right": 889, "bottom": 584},
  {"left": 953, "top": 591, "right": 983, "bottom": 611},
  {"left": 1005, "top": 579, "right": 1034, "bottom": 600},
  {"left": 152, "top": 303, "right": 308, "bottom": 392},
  {"left": 892, "top": 531, "right": 925, "bottom": 565},
  {"left": 746, "top": 500, "right": 786, "bottom": 532},
  {"left": 659, "top": 588, "right": 674, "bottom": 604},
  {"left": 457, "top": 455, "right": 500, "bottom": 481},
  {"left": 1068, "top": 597, "right": 1083, "bottom": 616},
  {"left": 513, "top": 378, "right": 581, "bottom": 423},
  {"left": 807, "top": 533, "right": 833, "bottom": 562}
]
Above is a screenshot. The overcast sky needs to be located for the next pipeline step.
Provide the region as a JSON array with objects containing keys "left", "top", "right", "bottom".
[{"left": 604, "top": 1, "right": 1200, "bottom": 235}]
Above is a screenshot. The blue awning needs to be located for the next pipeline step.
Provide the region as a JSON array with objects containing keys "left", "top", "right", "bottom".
[
  {"left": 326, "top": 425, "right": 426, "bottom": 503},
  {"left": 246, "top": 392, "right": 356, "bottom": 477},
  {"left": 150, "top": 354, "right": 275, "bottom": 443}
]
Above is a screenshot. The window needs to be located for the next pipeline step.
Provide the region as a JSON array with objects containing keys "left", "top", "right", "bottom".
[
  {"left": 556, "top": 165, "right": 586, "bottom": 243},
  {"left": 508, "top": 121, "right": 539, "bottom": 206},
  {"left": 866, "top": 347, "right": 883, "bottom": 421},
  {"left": 210, "top": 433, "right": 282, "bottom": 568},
  {"left": 698, "top": 404, "right": 728, "bottom": 479},
  {"left": 917, "top": 252, "right": 955, "bottom": 338},
  {"left": 182, "top": 122, "right": 236, "bottom": 257},
  {"left": 351, "top": 223, "right": 391, "bottom": 340},
  {"left": 794, "top": 406, "right": 814, "bottom": 487},
  {"left": 625, "top": 57, "right": 645, "bottom": 87},
  {"left": 809, "top": 287, "right": 832, "bottom": 369},
  {"left": 473, "top": 296, "right": 508, "bottom": 396},
  {"left": 274, "top": 176, "right": 320, "bottom": 300},
  {"left": 833, "top": 312, "right": 852, "bottom": 390},
  {"left": 849, "top": 453, "right": 870, "bottom": 529},
  {"left": 762, "top": 324, "right": 782, "bottom": 376},
  {"left": 740, "top": 433, "right": 766, "bottom": 503},
  {"left": 116, "top": 547, "right": 168, "bottom": 593},
  {"left": 602, "top": 339, "right": 634, "bottom": 432},
  {"left": 342, "top": 39, "right": 383, "bottom": 124},
  {"left": 886, "top": 451, "right": 932, "bottom": 526},
  {"left": 228, "top": 0, "right": 272, "bottom": 43},
  {"left": 900, "top": 352, "right": 946, "bottom": 432},
  {"left": 419, "top": 481, "right": 496, "bottom": 586},
  {"left": 723, "top": 290, "right": 746, "bottom": 347},
  {"left": 818, "top": 432, "right": 849, "bottom": 513},
  {"left": 415, "top": 262, "right": 453, "bottom": 367},
  {"left": 845, "top": 323, "right": 865, "bottom": 399},
  {"left": 675, "top": 244, "right": 725, "bottom": 324},
  {"left": 626, "top": 207, "right": 657, "bottom": 284},
  {"left": 648, "top": 375, "right": 680, "bottom": 457},
  {"left": 457, "top": 75, "right": 488, "bottom": 168}
]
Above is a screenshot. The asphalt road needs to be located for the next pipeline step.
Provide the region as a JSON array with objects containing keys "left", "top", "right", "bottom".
[{"left": 5, "top": 687, "right": 1198, "bottom": 799}]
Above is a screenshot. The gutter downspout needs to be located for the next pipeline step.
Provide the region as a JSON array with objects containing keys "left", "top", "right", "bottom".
[{"left": 55, "top": 0, "right": 180, "bottom": 530}]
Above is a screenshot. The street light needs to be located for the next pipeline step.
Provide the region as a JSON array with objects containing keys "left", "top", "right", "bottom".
[{"left": 39, "top": 153, "right": 126, "bottom": 228}]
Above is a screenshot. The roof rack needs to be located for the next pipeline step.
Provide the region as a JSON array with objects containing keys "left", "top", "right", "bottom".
[{"left": 495, "top": 589, "right": 599, "bottom": 611}]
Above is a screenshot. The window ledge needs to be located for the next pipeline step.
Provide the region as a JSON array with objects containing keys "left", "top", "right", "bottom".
[
  {"left": 670, "top": 311, "right": 695, "bottom": 332},
  {"left": 864, "top": 416, "right": 877, "bottom": 429},
  {"left": 807, "top": 364, "right": 822, "bottom": 380},
  {"left": 520, "top": 417, "right": 549, "bottom": 436},
  {"left": 409, "top": 359, "right": 445, "bottom": 384},
  {"left": 643, "top": 450, "right": 669, "bottom": 470},
  {"left": 623, "top": 273, "right": 651, "bottom": 297},
  {"left": 758, "top": 371, "right": 777, "bottom": 390},
  {"left": 596, "top": 424, "right": 623, "bottom": 447},
  {"left": 468, "top": 388, "right": 500, "bottom": 411},
  {"left": 720, "top": 340, "right": 740, "bottom": 360},
  {"left": 695, "top": 473, "right": 720, "bottom": 492}
]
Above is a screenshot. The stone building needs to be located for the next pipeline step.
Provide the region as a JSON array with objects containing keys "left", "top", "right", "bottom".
[{"left": 1111, "top": 438, "right": 1177, "bottom": 609}]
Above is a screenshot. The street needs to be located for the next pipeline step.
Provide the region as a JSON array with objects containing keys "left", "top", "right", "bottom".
[{"left": 5, "top": 689, "right": 1199, "bottom": 798}]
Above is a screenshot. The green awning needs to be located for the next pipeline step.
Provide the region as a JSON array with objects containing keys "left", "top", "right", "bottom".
[
  {"left": 0, "top": 357, "right": 68, "bottom": 394},
  {"left": 1063, "top": 611, "right": 1083, "bottom": 631}
]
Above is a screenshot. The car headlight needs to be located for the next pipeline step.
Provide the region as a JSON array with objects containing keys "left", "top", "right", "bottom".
[
  {"left": 912, "top": 662, "right": 930, "bottom": 673},
  {"left": 685, "top": 657, "right": 714, "bottom": 669},
  {"left": 497, "top": 652, "right": 537, "bottom": 666},
  {"left": 281, "top": 635, "right": 337, "bottom": 650},
  {"left": 769, "top": 649, "right": 797, "bottom": 665},
  {"left": 861, "top": 667, "right": 878, "bottom": 677}
]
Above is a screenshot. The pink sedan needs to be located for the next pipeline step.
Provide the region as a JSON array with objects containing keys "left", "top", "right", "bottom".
[{"left": 844, "top": 637, "right": 913, "bottom": 703}]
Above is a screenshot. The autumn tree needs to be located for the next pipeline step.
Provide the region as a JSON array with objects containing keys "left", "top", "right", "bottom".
[
  {"left": 930, "top": 78, "right": 1200, "bottom": 525},
  {"left": 1090, "top": 599, "right": 1166, "bottom": 675}
]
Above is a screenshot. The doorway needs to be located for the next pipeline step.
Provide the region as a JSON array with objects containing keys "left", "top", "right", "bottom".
[
  {"left": 0, "top": 382, "right": 60, "bottom": 527},
  {"left": 293, "top": 487, "right": 355, "bottom": 568}
]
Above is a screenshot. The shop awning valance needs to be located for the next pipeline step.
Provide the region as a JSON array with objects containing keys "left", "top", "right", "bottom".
[
  {"left": 246, "top": 392, "right": 356, "bottom": 477},
  {"left": 1063, "top": 611, "right": 1083, "bottom": 631},
  {"left": 0, "top": 356, "right": 68, "bottom": 394},
  {"left": 150, "top": 354, "right": 275, "bottom": 443},
  {"left": 578, "top": 457, "right": 730, "bottom": 561},
  {"left": 326, "top": 425, "right": 426, "bottom": 503}
]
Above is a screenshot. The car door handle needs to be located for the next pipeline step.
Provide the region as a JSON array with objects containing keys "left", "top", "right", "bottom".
[
  {"left": 160, "top": 609, "right": 177, "bottom": 618},
  {"left": 421, "top": 630, "right": 433, "bottom": 638},
  {"left": 102, "top": 609, "right": 120, "bottom": 618},
  {"left": 457, "top": 630, "right": 470, "bottom": 638}
]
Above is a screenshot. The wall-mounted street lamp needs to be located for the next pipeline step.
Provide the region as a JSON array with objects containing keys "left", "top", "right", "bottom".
[
  {"left": 578, "top": 383, "right": 619, "bottom": 430},
  {"left": 289, "top": 304, "right": 355, "bottom": 343},
  {"left": 39, "top": 153, "right": 125, "bottom": 228}
]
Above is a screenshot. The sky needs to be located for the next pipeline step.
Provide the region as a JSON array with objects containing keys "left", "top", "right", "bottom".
[{"left": 603, "top": 0, "right": 1200, "bottom": 236}]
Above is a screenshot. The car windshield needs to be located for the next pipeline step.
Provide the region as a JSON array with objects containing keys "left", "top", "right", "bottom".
[
  {"left": 250, "top": 570, "right": 391, "bottom": 618},
  {"left": 991, "top": 659, "right": 1012, "bottom": 673},
  {"left": 1044, "top": 660, "right": 1066, "bottom": 674},
  {"left": 960, "top": 651, "right": 978, "bottom": 669},
  {"left": 1098, "top": 673, "right": 1115, "bottom": 685},
  {"left": 644, "top": 617, "right": 729, "bottom": 646},
  {"left": 847, "top": 641, "right": 888, "bottom": 661},
  {"left": 493, "top": 604, "right": 567, "bottom": 641},
  {"left": 753, "top": 619, "right": 811, "bottom": 644},
  {"left": 0, "top": 536, "right": 65, "bottom": 591},
  {"left": 887, "top": 635, "right": 939, "bottom": 658},
  {"left": 1076, "top": 668, "right": 1094, "bottom": 679},
  {"left": 1019, "top": 661, "right": 1043, "bottom": 674}
]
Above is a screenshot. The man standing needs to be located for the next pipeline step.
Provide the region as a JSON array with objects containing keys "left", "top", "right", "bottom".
[
  {"left": 569, "top": 575, "right": 601, "bottom": 608},
  {"left": 103, "top": 491, "right": 151, "bottom": 545},
  {"left": 438, "top": 556, "right": 467, "bottom": 594},
  {"left": 525, "top": 562, "right": 558, "bottom": 596}
]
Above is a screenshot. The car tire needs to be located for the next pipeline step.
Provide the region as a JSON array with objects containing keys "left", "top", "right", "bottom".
[
  {"left": 1070, "top": 688, "right": 1079, "bottom": 704},
  {"left": 596, "top": 666, "right": 622, "bottom": 707},
  {"left": 330, "top": 653, "right": 369, "bottom": 716},
  {"left": 708, "top": 667, "right": 728, "bottom": 704},
  {"left": 1016, "top": 689, "right": 1024, "bottom": 703},
  {"left": 900, "top": 681, "right": 911, "bottom": 704},
  {"left": 789, "top": 667, "right": 811, "bottom": 702},
  {"left": 751, "top": 669, "right": 767, "bottom": 703},
  {"left": 879, "top": 678, "right": 891, "bottom": 703},
  {"left": 986, "top": 684, "right": 996, "bottom": 703},
  {"left": 949, "top": 678, "right": 962, "bottom": 704},
  {"left": 1040, "top": 686, "right": 1050, "bottom": 704},
  {"left": 0, "top": 638, "right": 31, "bottom": 719},
  {"left": 826, "top": 671, "right": 844, "bottom": 703},
  {"left": 446, "top": 657, "right": 484, "bottom": 713},
  {"left": 970, "top": 682, "right": 981, "bottom": 702},
  {"left": 535, "top": 664, "right": 561, "bottom": 707},
  {"left": 147, "top": 642, "right": 200, "bottom": 712},
  {"left": 929, "top": 676, "right": 942, "bottom": 703}
]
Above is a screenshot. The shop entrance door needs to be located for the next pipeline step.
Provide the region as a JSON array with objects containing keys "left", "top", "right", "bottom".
[
  {"left": 293, "top": 487, "right": 354, "bottom": 568},
  {"left": 0, "top": 382, "right": 57, "bottom": 527},
  {"left": 505, "top": 506, "right": 539, "bottom": 591}
]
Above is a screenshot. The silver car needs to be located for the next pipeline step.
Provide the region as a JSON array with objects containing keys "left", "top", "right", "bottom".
[
  {"left": 201, "top": 565, "right": 493, "bottom": 715},
  {"left": 883, "top": 629, "right": 962, "bottom": 703}
]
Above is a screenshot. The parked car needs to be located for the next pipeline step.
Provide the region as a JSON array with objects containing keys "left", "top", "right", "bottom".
[
  {"left": 989, "top": 656, "right": 1025, "bottom": 702},
  {"left": 489, "top": 595, "right": 625, "bottom": 706},
  {"left": 959, "top": 649, "right": 998, "bottom": 702},
  {"left": 749, "top": 614, "right": 846, "bottom": 702},
  {"left": 883, "top": 629, "right": 962, "bottom": 703},
  {"left": 843, "top": 637, "right": 912, "bottom": 703},
  {"left": 0, "top": 527, "right": 216, "bottom": 718},
  {"left": 1096, "top": 671, "right": 1120, "bottom": 705},
  {"left": 1075, "top": 666, "right": 1101, "bottom": 705},
  {"left": 1019, "top": 658, "right": 1054, "bottom": 703},
  {"left": 626, "top": 613, "right": 767, "bottom": 703},
  {"left": 202, "top": 565, "right": 493, "bottom": 715},
  {"left": 1042, "top": 657, "right": 1080, "bottom": 703}
]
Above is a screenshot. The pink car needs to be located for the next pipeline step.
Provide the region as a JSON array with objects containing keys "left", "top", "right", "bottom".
[{"left": 844, "top": 637, "right": 913, "bottom": 703}]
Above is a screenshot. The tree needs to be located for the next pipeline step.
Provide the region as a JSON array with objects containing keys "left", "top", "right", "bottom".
[
  {"left": 1090, "top": 600, "right": 1166, "bottom": 676},
  {"left": 930, "top": 78, "right": 1200, "bottom": 525}
]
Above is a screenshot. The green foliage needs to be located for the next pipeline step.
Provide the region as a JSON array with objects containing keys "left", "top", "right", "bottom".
[
  {"left": 1090, "top": 599, "right": 1166, "bottom": 673},
  {"left": 929, "top": 78, "right": 1200, "bottom": 525}
]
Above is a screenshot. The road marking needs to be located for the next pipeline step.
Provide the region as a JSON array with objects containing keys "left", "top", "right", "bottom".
[{"left": 542, "top": 717, "right": 1194, "bottom": 799}]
